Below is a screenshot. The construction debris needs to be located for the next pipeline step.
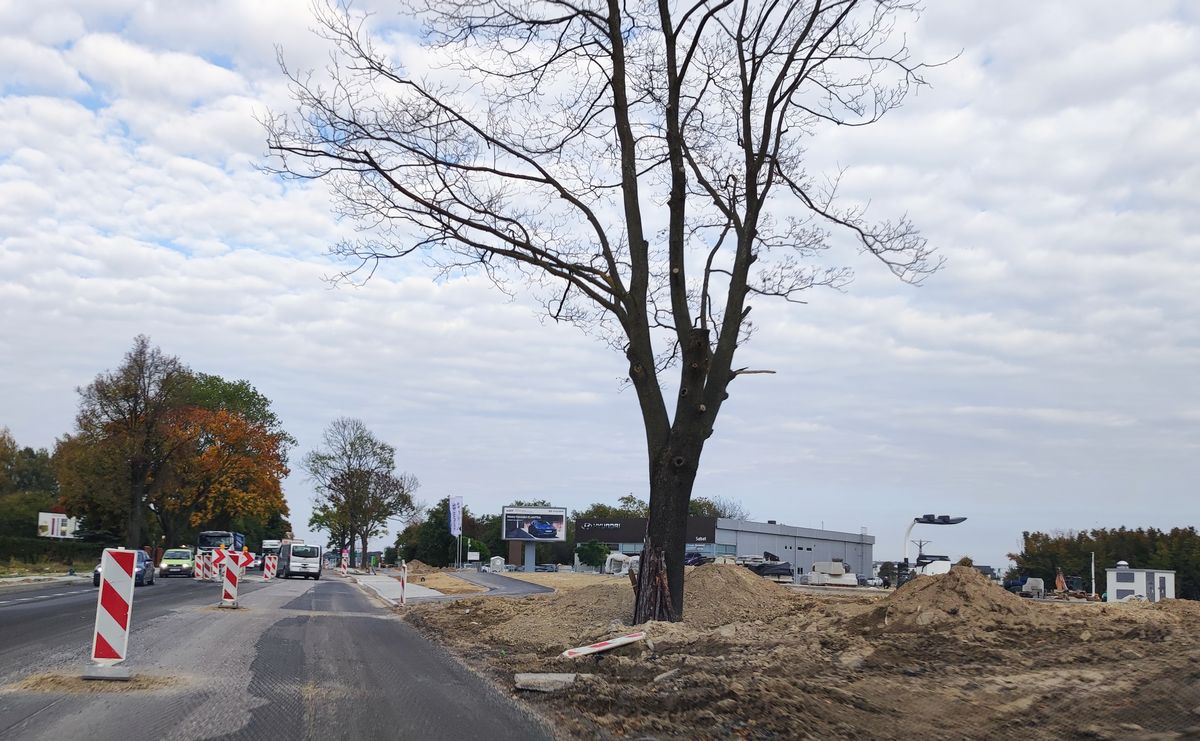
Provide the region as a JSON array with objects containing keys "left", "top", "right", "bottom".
[{"left": 514, "top": 673, "right": 582, "bottom": 692}]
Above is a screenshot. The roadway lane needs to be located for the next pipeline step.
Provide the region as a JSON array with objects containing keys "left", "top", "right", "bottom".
[
  {"left": 0, "top": 575, "right": 553, "bottom": 741},
  {"left": 0, "top": 574, "right": 269, "bottom": 674}
]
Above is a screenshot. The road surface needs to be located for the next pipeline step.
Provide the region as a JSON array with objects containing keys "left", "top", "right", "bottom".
[{"left": 0, "top": 574, "right": 552, "bottom": 740}]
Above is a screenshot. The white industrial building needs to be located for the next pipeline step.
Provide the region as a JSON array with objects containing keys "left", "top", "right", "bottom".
[
  {"left": 574, "top": 516, "right": 874, "bottom": 578},
  {"left": 1105, "top": 561, "right": 1175, "bottom": 603}
]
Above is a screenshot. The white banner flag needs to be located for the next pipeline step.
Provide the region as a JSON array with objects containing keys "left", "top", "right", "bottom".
[{"left": 449, "top": 496, "right": 463, "bottom": 537}]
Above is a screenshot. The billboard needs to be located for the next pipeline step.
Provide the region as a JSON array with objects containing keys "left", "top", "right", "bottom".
[
  {"left": 575, "top": 517, "right": 717, "bottom": 545},
  {"left": 501, "top": 506, "right": 567, "bottom": 541},
  {"left": 37, "top": 512, "right": 79, "bottom": 539}
]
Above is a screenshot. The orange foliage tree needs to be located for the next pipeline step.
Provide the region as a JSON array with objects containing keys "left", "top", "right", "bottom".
[{"left": 151, "top": 407, "right": 290, "bottom": 547}]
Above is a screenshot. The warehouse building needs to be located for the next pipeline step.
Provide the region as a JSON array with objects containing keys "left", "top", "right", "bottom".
[{"left": 575, "top": 516, "right": 874, "bottom": 577}]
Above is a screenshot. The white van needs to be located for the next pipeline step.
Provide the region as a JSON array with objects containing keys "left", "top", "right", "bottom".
[{"left": 279, "top": 542, "right": 323, "bottom": 580}]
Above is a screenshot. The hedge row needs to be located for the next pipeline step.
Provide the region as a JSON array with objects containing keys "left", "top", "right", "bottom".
[{"left": 0, "top": 536, "right": 113, "bottom": 565}]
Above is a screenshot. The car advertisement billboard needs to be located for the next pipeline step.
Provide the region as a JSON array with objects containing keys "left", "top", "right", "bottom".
[{"left": 501, "top": 506, "right": 567, "bottom": 541}]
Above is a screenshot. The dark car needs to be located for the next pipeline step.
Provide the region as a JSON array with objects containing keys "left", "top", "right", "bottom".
[
  {"left": 534, "top": 563, "right": 559, "bottom": 572},
  {"left": 93, "top": 549, "right": 156, "bottom": 587},
  {"left": 683, "top": 552, "right": 709, "bottom": 567},
  {"left": 526, "top": 519, "right": 558, "bottom": 538}
]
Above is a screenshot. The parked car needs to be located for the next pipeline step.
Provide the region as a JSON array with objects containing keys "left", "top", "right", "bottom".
[
  {"left": 526, "top": 519, "right": 559, "bottom": 539},
  {"left": 93, "top": 549, "right": 156, "bottom": 587},
  {"left": 534, "top": 563, "right": 559, "bottom": 572},
  {"left": 683, "top": 552, "right": 710, "bottom": 567},
  {"left": 865, "top": 577, "right": 884, "bottom": 587}
]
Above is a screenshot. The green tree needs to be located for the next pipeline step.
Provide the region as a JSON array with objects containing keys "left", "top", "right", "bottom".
[
  {"left": 71, "top": 335, "right": 193, "bottom": 548},
  {"left": 688, "top": 495, "right": 749, "bottom": 520},
  {"left": 577, "top": 540, "right": 610, "bottom": 570},
  {"left": 0, "top": 429, "right": 58, "bottom": 538}
]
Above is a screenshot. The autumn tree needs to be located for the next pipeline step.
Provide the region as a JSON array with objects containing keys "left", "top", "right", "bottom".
[
  {"left": 70, "top": 335, "right": 193, "bottom": 548},
  {"left": 304, "top": 418, "right": 419, "bottom": 569},
  {"left": 268, "top": 0, "right": 939, "bottom": 620},
  {"left": 151, "top": 406, "right": 291, "bottom": 547}
]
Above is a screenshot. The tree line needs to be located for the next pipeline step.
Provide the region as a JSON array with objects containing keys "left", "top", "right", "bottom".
[
  {"left": 1009, "top": 528, "right": 1200, "bottom": 599},
  {"left": 390, "top": 493, "right": 747, "bottom": 568},
  {"left": 3, "top": 335, "right": 294, "bottom": 554}
]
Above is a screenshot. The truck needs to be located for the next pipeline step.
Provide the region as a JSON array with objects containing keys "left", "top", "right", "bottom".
[
  {"left": 259, "top": 539, "right": 282, "bottom": 570},
  {"left": 197, "top": 530, "right": 245, "bottom": 555}
]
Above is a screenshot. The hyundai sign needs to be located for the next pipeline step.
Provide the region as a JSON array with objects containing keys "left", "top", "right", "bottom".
[{"left": 501, "top": 506, "right": 567, "bottom": 542}]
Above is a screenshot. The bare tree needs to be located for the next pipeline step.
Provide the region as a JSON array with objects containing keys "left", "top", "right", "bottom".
[
  {"left": 304, "top": 418, "right": 419, "bottom": 568},
  {"left": 267, "top": 0, "right": 940, "bottom": 620}
]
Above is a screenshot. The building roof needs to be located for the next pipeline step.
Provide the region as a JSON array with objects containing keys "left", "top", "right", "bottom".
[
  {"left": 716, "top": 518, "right": 875, "bottom": 544},
  {"left": 1105, "top": 567, "right": 1175, "bottom": 574}
]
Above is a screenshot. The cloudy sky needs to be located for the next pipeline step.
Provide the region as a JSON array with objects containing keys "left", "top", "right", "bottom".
[{"left": 1, "top": 1, "right": 1197, "bottom": 569}]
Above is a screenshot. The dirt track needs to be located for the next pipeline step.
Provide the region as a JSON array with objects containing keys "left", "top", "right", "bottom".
[{"left": 406, "top": 565, "right": 1200, "bottom": 739}]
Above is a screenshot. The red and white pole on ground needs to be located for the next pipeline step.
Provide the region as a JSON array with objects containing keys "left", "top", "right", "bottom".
[
  {"left": 263, "top": 554, "right": 277, "bottom": 581},
  {"left": 340, "top": 548, "right": 348, "bottom": 577},
  {"left": 399, "top": 560, "right": 407, "bottom": 606},
  {"left": 84, "top": 548, "right": 137, "bottom": 680},
  {"left": 193, "top": 552, "right": 202, "bottom": 581}
]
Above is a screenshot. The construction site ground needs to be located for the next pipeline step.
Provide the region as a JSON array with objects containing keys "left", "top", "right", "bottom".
[{"left": 404, "top": 565, "right": 1200, "bottom": 739}]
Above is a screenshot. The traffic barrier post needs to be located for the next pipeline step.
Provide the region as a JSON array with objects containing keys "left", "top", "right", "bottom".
[
  {"left": 83, "top": 548, "right": 137, "bottom": 680},
  {"left": 193, "top": 552, "right": 202, "bottom": 581},
  {"left": 263, "top": 554, "right": 277, "bottom": 581},
  {"left": 219, "top": 550, "right": 252, "bottom": 608},
  {"left": 340, "top": 548, "right": 348, "bottom": 577}
]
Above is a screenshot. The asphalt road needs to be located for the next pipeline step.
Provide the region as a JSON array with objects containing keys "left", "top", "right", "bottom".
[{"left": 0, "top": 574, "right": 552, "bottom": 741}]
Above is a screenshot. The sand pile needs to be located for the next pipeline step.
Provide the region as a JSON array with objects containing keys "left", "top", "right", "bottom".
[
  {"left": 876, "top": 565, "right": 1033, "bottom": 631},
  {"left": 403, "top": 560, "right": 445, "bottom": 574},
  {"left": 682, "top": 563, "right": 795, "bottom": 628},
  {"left": 412, "top": 563, "right": 805, "bottom": 649}
]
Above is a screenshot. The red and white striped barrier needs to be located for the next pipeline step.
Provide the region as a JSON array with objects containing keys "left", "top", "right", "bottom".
[
  {"left": 561, "top": 631, "right": 647, "bottom": 659},
  {"left": 263, "top": 554, "right": 277, "bottom": 581},
  {"left": 340, "top": 549, "right": 348, "bottom": 577},
  {"left": 220, "top": 550, "right": 253, "bottom": 608},
  {"left": 211, "top": 548, "right": 227, "bottom": 585},
  {"left": 85, "top": 548, "right": 137, "bottom": 679},
  {"left": 193, "top": 552, "right": 202, "bottom": 581}
]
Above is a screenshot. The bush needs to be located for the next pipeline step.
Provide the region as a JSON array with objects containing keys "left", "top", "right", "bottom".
[
  {"left": 0, "top": 535, "right": 111, "bottom": 565},
  {"left": 956, "top": 555, "right": 974, "bottom": 567}
]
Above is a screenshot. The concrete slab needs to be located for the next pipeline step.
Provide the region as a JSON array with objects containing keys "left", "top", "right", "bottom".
[{"left": 352, "top": 573, "right": 443, "bottom": 604}]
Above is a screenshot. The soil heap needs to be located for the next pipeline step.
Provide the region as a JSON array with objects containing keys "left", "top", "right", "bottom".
[
  {"left": 415, "top": 563, "right": 803, "bottom": 650},
  {"left": 682, "top": 563, "right": 795, "bottom": 628},
  {"left": 875, "top": 564, "right": 1033, "bottom": 631},
  {"left": 403, "top": 560, "right": 443, "bottom": 574}
]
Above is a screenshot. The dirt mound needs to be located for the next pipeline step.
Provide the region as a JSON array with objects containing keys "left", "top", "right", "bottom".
[
  {"left": 403, "top": 560, "right": 444, "bottom": 574},
  {"left": 411, "top": 563, "right": 804, "bottom": 650},
  {"left": 876, "top": 565, "right": 1034, "bottom": 631},
  {"left": 682, "top": 563, "right": 795, "bottom": 628}
]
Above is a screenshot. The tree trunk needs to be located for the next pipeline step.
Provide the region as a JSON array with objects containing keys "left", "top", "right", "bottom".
[
  {"left": 360, "top": 531, "right": 370, "bottom": 572},
  {"left": 126, "top": 464, "right": 147, "bottom": 549},
  {"left": 638, "top": 439, "right": 702, "bottom": 621}
]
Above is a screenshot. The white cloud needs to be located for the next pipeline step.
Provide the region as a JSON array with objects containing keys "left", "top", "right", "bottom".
[{"left": 0, "top": 1, "right": 1198, "bottom": 568}]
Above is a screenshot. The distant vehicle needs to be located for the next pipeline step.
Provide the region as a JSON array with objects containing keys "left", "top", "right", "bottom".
[
  {"left": 278, "top": 541, "right": 323, "bottom": 579},
  {"left": 196, "top": 530, "right": 245, "bottom": 555},
  {"left": 248, "top": 553, "right": 261, "bottom": 570},
  {"left": 865, "top": 577, "right": 884, "bottom": 587},
  {"left": 94, "top": 549, "right": 155, "bottom": 587},
  {"left": 260, "top": 539, "right": 282, "bottom": 569},
  {"left": 535, "top": 563, "right": 559, "bottom": 572},
  {"left": 526, "top": 519, "right": 558, "bottom": 539},
  {"left": 158, "top": 547, "right": 194, "bottom": 577},
  {"left": 683, "top": 552, "right": 709, "bottom": 567}
]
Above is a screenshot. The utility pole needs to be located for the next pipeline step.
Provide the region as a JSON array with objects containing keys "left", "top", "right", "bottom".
[
  {"left": 911, "top": 539, "right": 932, "bottom": 558},
  {"left": 1091, "top": 551, "right": 1096, "bottom": 599}
]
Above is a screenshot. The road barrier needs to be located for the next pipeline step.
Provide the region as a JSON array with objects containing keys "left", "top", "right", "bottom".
[
  {"left": 211, "top": 548, "right": 227, "bottom": 585},
  {"left": 84, "top": 548, "right": 137, "bottom": 680},
  {"left": 193, "top": 553, "right": 203, "bottom": 581},
  {"left": 263, "top": 554, "right": 277, "bottom": 581},
  {"left": 340, "top": 549, "right": 348, "bottom": 577},
  {"left": 220, "top": 550, "right": 253, "bottom": 608}
]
